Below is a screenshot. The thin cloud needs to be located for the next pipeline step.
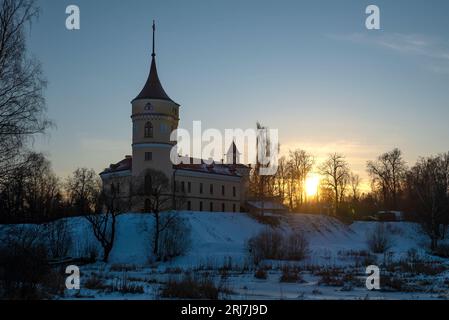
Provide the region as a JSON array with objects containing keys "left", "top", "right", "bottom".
[{"left": 329, "top": 32, "right": 449, "bottom": 74}]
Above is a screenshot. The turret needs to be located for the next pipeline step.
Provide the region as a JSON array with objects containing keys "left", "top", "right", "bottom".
[{"left": 131, "top": 21, "right": 179, "bottom": 179}]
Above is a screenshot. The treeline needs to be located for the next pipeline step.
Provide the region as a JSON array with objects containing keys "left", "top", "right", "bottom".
[
  {"left": 0, "top": 156, "right": 102, "bottom": 224},
  {"left": 250, "top": 147, "right": 449, "bottom": 249}
]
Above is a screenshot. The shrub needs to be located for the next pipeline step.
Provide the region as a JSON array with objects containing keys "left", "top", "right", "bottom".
[
  {"left": 433, "top": 244, "right": 449, "bottom": 258},
  {"left": 284, "top": 232, "right": 309, "bottom": 260},
  {"left": 381, "top": 276, "right": 409, "bottom": 292},
  {"left": 74, "top": 232, "right": 99, "bottom": 262},
  {"left": 279, "top": 266, "right": 302, "bottom": 283},
  {"left": 157, "top": 215, "right": 191, "bottom": 261},
  {"left": 398, "top": 260, "right": 445, "bottom": 276},
  {"left": 84, "top": 275, "right": 108, "bottom": 291},
  {"left": 111, "top": 273, "right": 144, "bottom": 294},
  {"left": 366, "top": 224, "right": 393, "bottom": 254},
  {"left": 247, "top": 228, "right": 283, "bottom": 264},
  {"left": 317, "top": 268, "right": 345, "bottom": 287},
  {"left": 0, "top": 226, "right": 64, "bottom": 299},
  {"left": 254, "top": 268, "right": 267, "bottom": 279},
  {"left": 160, "top": 274, "right": 219, "bottom": 299},
  {"left": 247, "top": 228, "right": 309, "bottom": 264},
  {"left": 45, "top": 219, "right": 73, "bottom": 259}
]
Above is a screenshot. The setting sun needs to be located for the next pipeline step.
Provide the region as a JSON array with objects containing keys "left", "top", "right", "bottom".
[{"left": 305, "top": 174, "right": 320, "bottom": 197}]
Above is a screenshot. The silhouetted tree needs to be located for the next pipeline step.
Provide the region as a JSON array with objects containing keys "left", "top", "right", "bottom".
[
  {"left": 406, "top": 153, "right": 449, "bottom": 250},
  {"left": 288, "top": 149, "right": 314, "bottom": 207},
  {"left": 0, "top": 152, "right": 62, "bottom": 223},
  {"left": 0, "top": 0, "right": 50, "bottom": 181},
  {"left": 132, "top": 168, "right": 185, "bottom": 259},
  {"left": 66, "top": 168, "right": 101, "bottom": 215},
  {"left": 367, "top": 148, "right": 407, "bottom": 210},
  {"left": 85, "top": 183, "right": 124, "bottom": 262},
  {"left": 349, "top": 173, "right": 362, "bottom": 202},
  {"left": 319, "top": 153, "right": 350, "bottom": 215}
]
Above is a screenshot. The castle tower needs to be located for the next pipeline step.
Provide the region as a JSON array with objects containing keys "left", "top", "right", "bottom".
[
  {"left": 131, "top": 21, "right": 179, "bottom": 179},
  {"left": 226, "top": 141, "right": 241, "bottom": 164}
]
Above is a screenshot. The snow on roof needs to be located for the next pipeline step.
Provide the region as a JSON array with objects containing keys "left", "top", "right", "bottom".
[
  {"left": 100, "top": 156, "right": 132, "bottom": 175},
  {"left": 100, "top": 156, "right": 248, "bottom": 177},
  {"left": 174, "top": 158, "right": 249, "bottom": 177}
]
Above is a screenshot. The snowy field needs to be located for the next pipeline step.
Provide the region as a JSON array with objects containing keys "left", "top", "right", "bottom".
[{"left": 2, "top": 212, "right": 449, "bottom": 300}]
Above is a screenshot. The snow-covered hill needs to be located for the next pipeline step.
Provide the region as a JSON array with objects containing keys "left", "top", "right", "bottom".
[
  {"left": 3, "top": 212, "right": 448, "bottom": 300},
  {"left": 0, "top": 212, "right": 432, "bottom": 266},
  {"left": 63, "top": 212, "right": 432, "bottom": 266}
]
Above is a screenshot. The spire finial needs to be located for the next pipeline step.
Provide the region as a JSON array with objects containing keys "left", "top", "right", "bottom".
[{"left": 152, "top": 20, "right": 156, "bottom": 57}]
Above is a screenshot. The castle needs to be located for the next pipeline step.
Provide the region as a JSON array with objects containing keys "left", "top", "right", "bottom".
[{"left": 99, "top": 22, "right": 250, "bottom": 212}]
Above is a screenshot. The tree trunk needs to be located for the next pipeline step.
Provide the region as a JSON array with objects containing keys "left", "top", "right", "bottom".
[
  {"left": 103, "top": 245, "right": 112, "bottom": 262},
  {"left": 153, "top": 212, "right": 160, "bottom": 256},
  {"left": 103, "top": 214, "right": 116, "bottom": 262}
]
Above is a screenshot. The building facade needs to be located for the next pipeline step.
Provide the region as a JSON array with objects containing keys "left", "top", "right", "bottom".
[{"left": 100, "top": 23, "right": 250, "bottom": 212}]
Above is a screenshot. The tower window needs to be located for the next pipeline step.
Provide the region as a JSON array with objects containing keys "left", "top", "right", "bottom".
[
  {"left": 233, "top": 204, "right": 236, "bottom": 212},
  {"left": 188, "top": 182, "right": 191, "bottom": 193},
  {"left": 200, "top": 183, "right": 203, "bottom": 194},
  {"left": 222, "top": 203, "right": 225, "bottom": 212},
  {"left": 145, "top": 152, "right": 152, "bottom": 161},
  {"left": 210, "top": 184, "right": 214, "bottom": 195},
  {"left": 199, "top": 201, "right": 203, "bottom": 212},
  {"left": 181, "top": 181, "right": 185, "bottom": 192},
  {"left": 144, "top": 121, "right": 153, "bottom": 138},
  {"left": 222, "top": 185, "right": 225, "bottom": 196},
  {"left": 210, "top": 202, "right": 213, "bottom": 212},
  {"left": 233, "top": 186, "right": 236, "bottom": 197},
  {"left": 187, "top": 201, "right": 191, "bottom": 210}
]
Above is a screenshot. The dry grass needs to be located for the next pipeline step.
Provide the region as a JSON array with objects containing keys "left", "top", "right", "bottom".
[
  {"left": 254, "top": 268, "right": 268, "bottom": 280},
  {"left": 279, "top": 266, "right": 303, "bottom": 283},
  {"left": 160, "top": 273, "right": 220, "bottom": 299}
]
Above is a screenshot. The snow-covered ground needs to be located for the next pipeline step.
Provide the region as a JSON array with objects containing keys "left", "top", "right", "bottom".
[{"left": 2, "top": 212, "right": 449, "bottom": 300}]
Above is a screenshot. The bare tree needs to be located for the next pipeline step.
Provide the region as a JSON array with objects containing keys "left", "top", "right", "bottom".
[
  {"left": 274, "top": 156, "right": 287, "bottom": 203},
  {"left": 319, "top": 153, "right": 350, "bottom": 215},
  {"left": 285, "top": 160, "right": 296, "bottom": 210},
  {"left": 0, "top": 0, "right": 51, "bottom": 180},
  {"left": 66, "top": 168, "right": 101, "bottom": 215},
  {"left": 44, "top": 218, "right": 72, "bottom": 259},
  {"left": 85, "top": 183, "right": 124, "bottom": 262},
  {"left": 132, "top": 168, "right": 185, "bottom": 259},
  {"left": 406, "top": 153, "right": 449, "bottom": 250},
  {"left": 0, "top": 152, "right": 62, "bottom": 223},
  {"left": 288, "top": 149, "right": 314, "bottom": 207},
  {"left": 349, "top": 172, "right": 362, "bottom": 202},
  {"left": 367, "top": 148, "right": 407, "bottom": 210}
]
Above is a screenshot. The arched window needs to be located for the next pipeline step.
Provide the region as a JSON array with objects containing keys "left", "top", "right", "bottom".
[{"left": 144, "top": 121, "right": 153, "bottom": 138}]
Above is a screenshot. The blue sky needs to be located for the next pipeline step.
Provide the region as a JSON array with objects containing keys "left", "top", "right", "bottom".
[{"left": 30, "top": 0, "right": 449, "bottom": 181}]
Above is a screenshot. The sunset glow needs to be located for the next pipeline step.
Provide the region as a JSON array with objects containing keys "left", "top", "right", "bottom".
[{"left": 305, "top": 173, "right": 320, "bottom": 197}]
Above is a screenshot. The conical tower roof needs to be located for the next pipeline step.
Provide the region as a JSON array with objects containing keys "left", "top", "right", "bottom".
[{"left": 132, "top": 21, "right": 177, "bottom": 104}]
